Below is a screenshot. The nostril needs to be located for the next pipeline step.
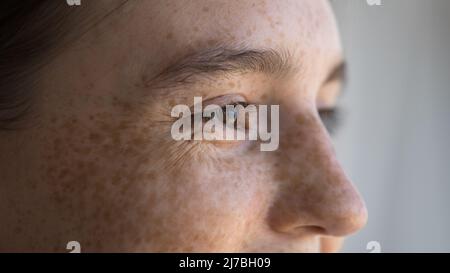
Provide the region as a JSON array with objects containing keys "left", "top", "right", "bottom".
[{"left": 293, "top": 225, "right": 327, "bottom": 236}]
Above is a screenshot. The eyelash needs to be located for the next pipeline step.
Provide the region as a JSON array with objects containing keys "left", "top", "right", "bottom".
[
  {"left": 202, "top": 101, "right": 249, "bottom": 128},
  {"left": 318, "top": 107, "right": 343, "bottom": 135},
  {"left": 212, "top": 104, "right": 344, "bottom": 135},
  {"left": 191, "top": 101, "right": 343, "bottom": 135},
  {"left": 187, "top": 101, "right": 250, "bottom": 140}
]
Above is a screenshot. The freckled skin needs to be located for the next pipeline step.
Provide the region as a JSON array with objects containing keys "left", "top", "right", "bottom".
[{"left": 0, "top": 0, "right": 367, "bottom": 252}]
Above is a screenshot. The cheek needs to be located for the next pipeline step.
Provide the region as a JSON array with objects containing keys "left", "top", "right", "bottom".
[
  {"left": 138, "top": 147, "right": 276, "bottom": 252},
  {"left": 37, "top": 109, "right": 163, "bottom": 251},
  {"left": 37, "top": 103, "right": 275, "bottom": 252}
]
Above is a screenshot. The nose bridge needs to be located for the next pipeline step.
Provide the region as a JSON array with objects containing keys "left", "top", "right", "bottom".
[{"left": 268, "top": 108, "right": 367, "bottom": 237}]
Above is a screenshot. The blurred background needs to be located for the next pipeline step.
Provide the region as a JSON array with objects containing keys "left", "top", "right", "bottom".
[{"left": 330, "top": 0, "right": 450, "bottom": 252}]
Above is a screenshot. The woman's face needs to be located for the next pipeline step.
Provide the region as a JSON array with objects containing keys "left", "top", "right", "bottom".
[{"left": 0, "top": 0, "right": 367, "bottom": 252}]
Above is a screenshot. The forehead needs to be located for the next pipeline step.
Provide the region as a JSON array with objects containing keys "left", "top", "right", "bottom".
[{"left": 116, "top": 0, "right": 341, "bottom": 65}]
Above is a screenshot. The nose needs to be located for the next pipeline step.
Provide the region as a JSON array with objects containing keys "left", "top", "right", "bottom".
[{"left": 267, "top": 108, "right": 367, "bottom": 237}]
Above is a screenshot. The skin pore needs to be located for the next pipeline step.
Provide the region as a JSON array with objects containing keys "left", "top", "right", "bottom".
[{"left": 0, "top": 0, "right": 367, "bottom": 252}]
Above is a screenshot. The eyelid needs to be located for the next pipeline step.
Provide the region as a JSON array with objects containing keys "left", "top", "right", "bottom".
[
  {"left": 201, "top": 94, "right": 248, "bottom": 108},
  {"left": 189, "top": 95, "right": 251, "bottom": 138},
  {"left": 318, "top": 106, "right": 345, "bottom": 135},
  {"left": 187, "top": 94, "right": 248, "bottom": 113}
]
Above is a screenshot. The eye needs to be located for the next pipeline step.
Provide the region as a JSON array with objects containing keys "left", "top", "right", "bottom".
[
  {"left": 318, "top": 107, "right": 343, "bottom": 135},
  {"left": 221, "top": 102, "right": 249, "bottom": 129},
  {"left": 203, "top": 101, "right": 249, "bottom": 128},
  {"left": 188, "top": 100, "right": 251, "bottom": 140}
]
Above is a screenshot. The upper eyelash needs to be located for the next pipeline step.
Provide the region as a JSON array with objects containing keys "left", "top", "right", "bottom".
[
  {"left": 200, "top": 101, "right": 249, "bottom": 120},
  {"left": 187, "top": 101, "right": 250, "bottom": 138}
]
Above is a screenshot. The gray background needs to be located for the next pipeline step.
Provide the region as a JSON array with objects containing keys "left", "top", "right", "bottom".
[{"left": 330, "top": 0, "right": 450, "bottom": 252}]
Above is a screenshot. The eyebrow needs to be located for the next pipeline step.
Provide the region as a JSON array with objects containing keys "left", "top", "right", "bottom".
[
  {"left": 145, "top": 46, "right": 293, "bottom": 88},
  {"left": 145, "top": 46, "right": 345, "bottom": 89}
]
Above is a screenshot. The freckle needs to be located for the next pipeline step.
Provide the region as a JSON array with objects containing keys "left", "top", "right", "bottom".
[
  {"left": 58, "top": 169, "right": 69, "bottom": 179},
  {"left": 133, "top": 237, "right": 143, "bottom": 245},
  {"left": 47, "top": 166, "right": 56, "bottom": 176},
  {"left": 193, "top": 26, "right": 199, "bottom": 32},
  {"left": 89, "top": 132, "right": 102, "bottom": 143},
  {"left": 296, "top": 114, "right": 305, "bottom": 125},
  {"left": 88, "top": 163, "right": 99, "bottom": 177},
  {"left": 165, "top": 32, "right": 173, "bottom": 40},
  {"left": 131, "top": 137, "right": 146, "bottom": 146},
  {"left": 72, "top": 145, "right": 83, "bottom": 154},
  {"left": 113, "top": 98, "right": 133, "bottom": 112},
  {"left": 77, "top": 172, "right": 88, "bottom": 185},
  {"left": 123, "top": 146, "right": 137, "bottom": 156},
  {"left": 77, "top": 161, "right": 85, "bottom": 170},
  {"left": 207, "top": 39, "right": 217, "bottom": 46},
  {"left": 53, "top": 137, "right": 62, "bottom": 146},
  {"left": 168, "top": 99, "right": 176, "bottom": 106},
  {"left": 93, "top": 181, "right": 105, "bottom": 193},
  {"left": 102, "top": 210, "right": 114, "bottom": 225},
  {"left": 97, "top": 120, "right": 112, "bottom": 131},
  {"left": 117, "top": 120, "right": 130, "bottom": 130},
  {"left": 261, "top": 94, "right": 268, "bottom": 100},
  {"left": 13, "top": 226, "right": 22, "bottom": 235},
  {"left": 100, "top": 143, "right": 110, "bottom": 152},
  {"left": 80, "top": 146, "right": 92, "bottom": 154},
  {"left": 202, "top": 6, "right": 209, "bottom": 12},
  {"left": 111, "top": 173, "right": 121, "bottom": 186},
  {"left": 228, "top": 82, "right": 235, "bottom": 88}
]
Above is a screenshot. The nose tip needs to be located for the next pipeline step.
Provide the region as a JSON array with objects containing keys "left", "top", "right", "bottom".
[
  {"left": 268, "top": 140, "right": 368, "bottom": 238},
  {"left": 270, "top": 192, "right": 368, "bottom": 238},
  {"left": 268, "top": 108, "right": 368, "bottom": 239},
  {"left": 323, "top": 200, "right": 368, "bottom": 237}
]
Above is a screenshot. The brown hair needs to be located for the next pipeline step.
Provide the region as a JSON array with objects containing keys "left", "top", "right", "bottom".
[
  {"left": 0, "top": 0, "right": 80, "bottom": 130},
  {"left": 0, "top": 0, "right": 128, "bottom": 130}
]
